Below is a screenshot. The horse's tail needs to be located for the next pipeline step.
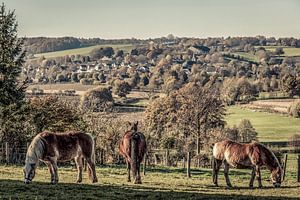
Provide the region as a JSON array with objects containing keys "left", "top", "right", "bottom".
[{"left": 131, "top": 133, "right": 139, "bottom": 179}]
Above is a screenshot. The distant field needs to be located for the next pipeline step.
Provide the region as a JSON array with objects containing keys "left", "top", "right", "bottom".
[
  {"left": 225, "top": 106, "right": 300, "bottom": 142},
  {"left": 34, "top": 44, "right": 135, "bottom": 58},
  {"left": 0, "top": 164, "right": 299, "bottom": 199},
  {"left": 245, "top": 99, "right": 295, "bottom": 114},
  {"left": 233, "top": 52, "right": 259, "bottom": 62},
  {"left": 28, "top": 83, "right": 97, "bottom": 91},
  {"left": 259, "top": 46, "right": 300, "bottom": 57}
]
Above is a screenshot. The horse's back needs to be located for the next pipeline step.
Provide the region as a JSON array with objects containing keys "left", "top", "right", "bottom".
[
  {"left": 213, "top": 140, "right": 232, "bottom": 160},
  {"left": 213, "top": 140, "right": 253, "bottom": 167},
  {"left": 120, "top": 131, "right": 146, "bottom": 162},
  {"left": 39, "top": 131, "right": 93, "bottom": 161}
]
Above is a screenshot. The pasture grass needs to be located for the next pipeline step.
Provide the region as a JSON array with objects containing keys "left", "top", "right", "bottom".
[
  {"left": 34, "top": 44, "right": 135, "bottom": 58},
  {"left": 260, "top": 46, "right": 300, "bottom": 57},
  {"left": 225, "top": 106, "right": 300, "bottom": 142},
  {"left": 0, "top": 164, "right": 299, "bottom": 199}
]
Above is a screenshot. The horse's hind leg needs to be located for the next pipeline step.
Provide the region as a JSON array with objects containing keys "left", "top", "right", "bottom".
[
  {"left": 224, "top": 161, "right": 232, "bottom": 188},
  {"left": 135, "top": 161, "right": 142, "bottom": 184},
  {"left": 256, "top": 166, "right": 263, "bottom": 188},
  {"left": 45, "top": 162, "right": 55, "bottom": 183},
  {"left": 249, "top": 167, "right": 256, "bottom": 188},
  {"left": 49, "top": 157, "right": 59, "bottom": 184},
  {"left": 126, "top": 160, "right": 131, "bottom": 182},
  {"left": 212, "top": 158, "right": 222, "bottom": 186},
  {"left": 75, "top": 156, "right": 83, "bottom": 183},
  {"left": 86, "top": 157, "right": 98, "bottom": 183}
]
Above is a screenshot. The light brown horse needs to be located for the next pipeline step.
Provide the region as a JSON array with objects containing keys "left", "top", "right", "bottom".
[
  {"left": 212, "top": 140, "right": 282, "bottom": 188},
  {"left": 119, "top": 121, "right": 147, "bottom": 184},
  {"left": 24, "top": 131, "right": 98, "bottom": 184}
]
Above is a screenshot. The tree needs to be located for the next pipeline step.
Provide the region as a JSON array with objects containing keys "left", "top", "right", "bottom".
[
  {"left": 280, "top": 74, "right": 300, "bottom": 97},
  {"left": 144, "top": 81, "right": 226, "bottom": 155},
  {"left": 0, "top": 4, "right": 30, "bottom": 145},
  {"left": 0, "top": 4, "right": 26, "bottom": 106},
  {"left": 274, "top": 47, "right": 284, "bottom": 56},
  {"left": 113, "top": 80, "right": 132, "bottom": 97},
  {"left": 238, "top": 119, "right": 257, "bottom": 143}
]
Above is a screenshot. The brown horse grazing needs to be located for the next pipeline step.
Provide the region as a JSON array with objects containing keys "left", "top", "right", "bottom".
[
  {"left": 119, "top": 121, "right": 147, "bottom": 184},
  {"left": 24, "top": 131, "right": 98, "bottom": 184},
  {"left": 212, "top": 140, "right": 282, "bottom": 188}
]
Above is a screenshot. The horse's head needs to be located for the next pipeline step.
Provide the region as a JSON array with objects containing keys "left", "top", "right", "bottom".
[
  {"left": 128, "top": 121, "right": 138, "bottom": 132},
  {"left": 271, "top": 166, "right": 282, "bottom": 188},
  {"left": 24, "top": 162, "right": 37, "bottom": 184}
]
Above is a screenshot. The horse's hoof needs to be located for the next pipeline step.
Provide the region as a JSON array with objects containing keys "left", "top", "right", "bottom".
[
  {"left": 226, "top": 185, "right": 233, "bottom": 189},
  {"left": 92, "top": 178, "right": 98, "bottom": 183},
  {"left": 127, "top": 179, "right": 131, "bottom": 182},
  {"left": 51, "top": 180, "right": 58, "bottom": 184},
  {"left": 76, "top": 180, "right": 82, "bottom": 183},
  {"left": 134, "top": 179, "right": 142, "bottom": 184},
  {"left": 258, "top": 185, "right": 263, "bottom": 189},
  {"left": 249, "top": 185, "right": 254, "bottom": 189}
]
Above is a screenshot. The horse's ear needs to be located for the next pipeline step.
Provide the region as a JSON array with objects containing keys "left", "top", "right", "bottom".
[
  {"left": 128, "top": 121, "right": 132, "bottom": 127},
  {"left": 135, "top": 121, "right": 139, "bottom": 126}
]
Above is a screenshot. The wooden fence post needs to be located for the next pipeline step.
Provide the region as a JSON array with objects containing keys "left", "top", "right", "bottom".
[
  {"left": 5, "top": 142, "right": 9, "bottom": 164},
  {"left": 297, "top": 155, "right": 300, "bottom": 182},
  {"left": 187, "top": 152, "right": 191, "bottom": 178},
  {"left": 282, "top": 154, "right": 288, "bottom": 181},
  {"left": 143, "top": 154, "right": 147, "bottom": 176},
  {"left": 165, "top": 149, "right": 169, "bottom": 166}
]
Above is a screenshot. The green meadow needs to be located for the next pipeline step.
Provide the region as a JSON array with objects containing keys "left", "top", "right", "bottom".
[
  {"left": 34, "top": 44, "right": 135, "bottom": 58},
  {"left": 225, "top": 106, "right": 300, "bottom": 142},
  {"left": 0, "top": 164, "right": 299, "bottom": 200}
]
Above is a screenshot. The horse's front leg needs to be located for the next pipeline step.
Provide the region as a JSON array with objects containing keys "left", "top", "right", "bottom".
[
  {"left": 74, "top": 156, "right": 83, "bottom": 183},
  {"left": 224, "top": 161, "right": 232, "bottom": 188},
  {"left": 249, "top": 167, "right": 256, "bottom": 188},
  {"left": 49, "top": 157, "right": 59, "bottom": 184},
  {"left": 126, "top": 160, "right": 131, "bottom": 182},
  {"left": 256, "top": 166, "right": 263, "bottom": 188}
]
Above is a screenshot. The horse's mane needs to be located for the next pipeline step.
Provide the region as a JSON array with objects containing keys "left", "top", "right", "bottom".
[
  {"left": 255, "top": 142, "right": 281, "bottom": 170},
  {"left": 25, "top": 134, "right": 46, "bottom": 164}
]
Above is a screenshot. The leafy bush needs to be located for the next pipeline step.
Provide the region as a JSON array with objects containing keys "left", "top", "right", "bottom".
[
  {"left": 288, "top": 100, "right": 300, "bottom": 118},
  {"left": 81, "top": 87, "right": 114, "bottom": 112}
]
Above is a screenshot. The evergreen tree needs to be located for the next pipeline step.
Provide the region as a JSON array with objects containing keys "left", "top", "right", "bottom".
[
  {"left": 0, "top": 4, "right": 30, "bottom": 145},
  {"left": 0, "top": 3, "right": 26, "bottom": 106}
]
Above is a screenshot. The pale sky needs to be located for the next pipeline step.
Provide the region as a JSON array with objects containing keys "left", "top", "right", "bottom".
[{"left": 2, "top": 0, "right": 300, "bottom": 39}]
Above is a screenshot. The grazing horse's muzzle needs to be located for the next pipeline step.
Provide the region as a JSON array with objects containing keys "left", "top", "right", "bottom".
[{"left": 24, "top": 178, "right": 32, "bottom": 184}]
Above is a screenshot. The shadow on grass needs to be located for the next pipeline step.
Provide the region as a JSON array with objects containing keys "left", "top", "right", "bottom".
[{"left": 0, "top": 179, "right": 299, "bottom": 200}]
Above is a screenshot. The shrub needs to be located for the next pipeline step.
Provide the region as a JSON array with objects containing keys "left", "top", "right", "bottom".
[
  {"left": 81, "top": 87, "right": 114, "bottom": 112},
  {"left": 288, "top": 134, "right": 300, "bottom": 153},
  {"left": 288, "top": 100, "right": 300, "bottom": 118},
  {"left": 80, "top": 78, "right": 94, "bottom": 85},
  {"left": 29, "top": 95, "right": 86, "bottom": 133}
]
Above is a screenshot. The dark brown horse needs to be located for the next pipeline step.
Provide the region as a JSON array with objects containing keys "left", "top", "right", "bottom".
[
  {"left": 212, "top": 140, "right": 282, "bottom": 188},
  {"left": 24, "top": 131, "right": 98, "bottom": 184},
  {"left": 119, "top": 121, "right": 147, "bottom": 184}
]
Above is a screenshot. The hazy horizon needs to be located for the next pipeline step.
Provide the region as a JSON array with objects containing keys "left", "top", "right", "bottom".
[{"left": 2, "top": 0, "right": 300, "bottom": 39}]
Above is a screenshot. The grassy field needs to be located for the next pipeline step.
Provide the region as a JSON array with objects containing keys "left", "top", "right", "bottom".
[
  {"left": 225, "top": 106, "right": 300, "bottom": 142},
  {"left": 34, "top": 44, "right": 135, "bottom": 58},
  {"left": 0, "top": 164, "right": 299, "bottom": 200},
  {"left": 261, "top": 46, "right": 300, "bottom": 57},
  {"left": 232, "top": 52, "right": 259, "bottom": 62}
]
